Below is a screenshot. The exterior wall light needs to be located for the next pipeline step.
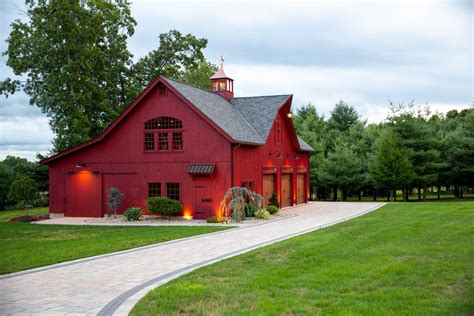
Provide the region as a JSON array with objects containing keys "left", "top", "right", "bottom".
[
  {"left": 183, "top": 210, "right": 193, "bottom": 220},
  {"left": 75, "top": 162, "right": 86, "bottom": 168},
  {"left": 287, "top": 112, "right": 293, "bottom": 118}
]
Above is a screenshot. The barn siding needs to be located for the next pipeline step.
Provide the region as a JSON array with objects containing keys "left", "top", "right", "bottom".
[
  {"left": 48, "top": 84, "right": 232, "bottom": 218},
  {"left": 234, "top": 110, "right": 310, "bottom": 206}
]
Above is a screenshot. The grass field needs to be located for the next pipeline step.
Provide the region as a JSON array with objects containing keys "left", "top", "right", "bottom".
[
  {"left": 0, "top": 208, "right": 230, "bottom": 275},
  {"left": 344, "top": 191, "right": 473, "bottom": 202},
  {"left": 132, "top": 201, "right": 473, "bottom": 315}
]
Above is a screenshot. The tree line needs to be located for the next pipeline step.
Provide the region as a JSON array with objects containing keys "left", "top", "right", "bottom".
[
  {"left": 293, "top": 102, "right": 474, "bottom": 201},
  {"left": 0, "top": 155, "right": 48, "bottom": 210}
]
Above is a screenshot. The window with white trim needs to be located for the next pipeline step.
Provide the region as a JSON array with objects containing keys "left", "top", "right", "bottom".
[{"left": 144, "top": 117, "right": 183, "bottom": 152}]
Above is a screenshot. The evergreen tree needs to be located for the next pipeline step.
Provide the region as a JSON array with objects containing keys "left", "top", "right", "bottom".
[
  {"left": 319, "top": 142, "right": 365, "bottom": 201},
  {"left": 369, "top": 128, "right": 415, "bottom": 201},
  {"left": 328, "top": 101, "right": 364, "bottom": 132}
]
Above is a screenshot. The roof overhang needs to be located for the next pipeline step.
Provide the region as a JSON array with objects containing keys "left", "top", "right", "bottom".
[{"left": 187, "top": 163, "right": 216, "bottom": 175}]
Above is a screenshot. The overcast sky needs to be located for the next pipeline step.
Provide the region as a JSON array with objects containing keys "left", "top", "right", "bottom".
[{"left": 0, "top": 0, "right": 472, "bottom": 160}]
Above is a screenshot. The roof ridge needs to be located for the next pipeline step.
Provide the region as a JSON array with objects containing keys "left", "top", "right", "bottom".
[
  {"left": 164, "top": 76, "right": 264, "bottom": 144},
  {"left": 231, "top": 94, "right": 292, "bottom": 100},
  {"left": 162, "top": 76, "right": 223, "bottom": 98}
]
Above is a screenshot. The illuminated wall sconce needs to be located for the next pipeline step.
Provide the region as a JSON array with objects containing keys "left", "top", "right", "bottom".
[
  {"left": 75, "top": 162, "right": 86, "bottom": 168},
  {"left": 287, "top": 112, "right": 293, "bottom": 119}
]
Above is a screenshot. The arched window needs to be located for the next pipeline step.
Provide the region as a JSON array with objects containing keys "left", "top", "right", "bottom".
[{"left": 144, "top": 117, "right": 183, "bottom": 152}]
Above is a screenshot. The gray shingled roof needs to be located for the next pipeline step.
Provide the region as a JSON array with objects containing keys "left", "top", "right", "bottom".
[
  {"left": 164, "top": 78, "right": 263, "bottom": 144},
  {"left": 231, "top": 95, "right": 291, "bottom": 141},
  {"left": 164, "top": 77, "right": 314, "bottom": 151},
  {"left": 297, "top": 136, "right": 314, "bottom": 152}
]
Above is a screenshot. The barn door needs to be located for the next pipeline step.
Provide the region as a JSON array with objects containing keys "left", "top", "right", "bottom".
[
  {"left": 281, "top": 174, "right": 292, "bottom": 208},
  {"left": 297, "top": 174, "right": 306, "bottom": 204},
  {"left": 263, "top": 174, "right": 276, "bottom": 207},
  {"left": 193, "top": 178, "right": 211, "bottom": 219},
  {"left": 65, "top": 172, "right": 102, "bottom": 217}
]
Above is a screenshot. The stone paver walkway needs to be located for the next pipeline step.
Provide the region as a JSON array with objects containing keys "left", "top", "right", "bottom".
[{"left": 0, "top": 202, "right": 384, "bottom": 316}]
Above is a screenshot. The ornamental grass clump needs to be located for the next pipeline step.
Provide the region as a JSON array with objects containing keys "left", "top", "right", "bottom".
[{"left": 147, "top": 197, "right": 183, "bottom": 218}]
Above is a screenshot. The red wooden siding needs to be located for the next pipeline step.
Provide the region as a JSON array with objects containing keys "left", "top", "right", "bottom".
[
  {"left": 46, "top": 78, "right": 311, "bottom": 219},
  {"left": 48, "top": 83, "right": 232, "bottom": 219},
  {"left": 234, "top": 110, "right": 310, "bottom": 207}
]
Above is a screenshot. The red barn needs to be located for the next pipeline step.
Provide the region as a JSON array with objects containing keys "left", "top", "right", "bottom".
[{"left": 41, "top": 65, "right": 314, "bottom": 219}]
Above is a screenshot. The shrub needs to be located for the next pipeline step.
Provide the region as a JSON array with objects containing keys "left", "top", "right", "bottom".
[
  {"left": 107, "top": 187, "right": 124, "bottom": 218},
  {"left": 147, "top": 196, "right": 183, "bottom": 217},
  {"left": 255, "top": 209, "right": 270, "bottom": 219},
  {"left": 206, "top": 216, "right": 225, "bottom": 223},
  {"left": 7, "top": 176, "right": 39, "bottom": 216},
  {"left": 244, "top": 204, "right": 256, "bottom": 217},
  {"left": 266, "top": 205, "right": 279, "bottom": 215},
  {"left": 124, "top": 207, "right": 142, "bottom": 221},
  {"left": 269, "top": 192, "right": 279, "bottom": 208}
]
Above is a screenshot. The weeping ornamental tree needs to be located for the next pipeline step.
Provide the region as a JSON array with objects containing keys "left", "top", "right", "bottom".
[{"left": 219, "top": 187, "right": 264, "bottom": 223}]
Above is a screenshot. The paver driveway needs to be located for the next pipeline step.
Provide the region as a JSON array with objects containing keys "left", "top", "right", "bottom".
[{"left": 0, "top": 202, "right": 384, "bottom": 315}]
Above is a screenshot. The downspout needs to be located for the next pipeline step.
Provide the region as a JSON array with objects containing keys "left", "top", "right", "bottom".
[{"left": 231, "top": 143, "right": 241, "bottom": 187}]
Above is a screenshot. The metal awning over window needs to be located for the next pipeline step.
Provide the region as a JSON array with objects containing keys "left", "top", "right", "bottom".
[{"left": 187, "top": 163, "right": 216, "bottom": 175}]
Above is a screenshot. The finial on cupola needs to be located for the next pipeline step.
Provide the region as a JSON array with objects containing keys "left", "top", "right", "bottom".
[{"left": 210, "top": 55, "right": 234, "bottom": 100}]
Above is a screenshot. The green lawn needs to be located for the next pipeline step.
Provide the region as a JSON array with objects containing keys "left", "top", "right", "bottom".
[
  {"left": 0, "top": 208, "right": 231, "bottom": 275},
  {"left": 132, "top": 201, "right": 473, "bottom": 315},
  {"left": 344, "top": 192, "right": 473, "bottom": 202}
]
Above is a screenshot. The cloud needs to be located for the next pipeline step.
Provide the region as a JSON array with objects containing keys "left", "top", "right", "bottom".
[
  {"left": 0, "top": 116, "right": 53, "bottom": 160},
  {"left": 228, "top": 62, "right": 472, "bottom": 121},
  {"left": 0, "top": 0, "right": 472, "bottom": 160}
]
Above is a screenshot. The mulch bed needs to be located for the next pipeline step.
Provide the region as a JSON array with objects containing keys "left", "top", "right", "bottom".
[{"left": 10, "top": 214, "right": 50, "bottom": 222}]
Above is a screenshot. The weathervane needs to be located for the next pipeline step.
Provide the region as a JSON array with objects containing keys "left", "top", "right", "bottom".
[{"left": 220, "top": 55, "right": 224, "bottom": 68}]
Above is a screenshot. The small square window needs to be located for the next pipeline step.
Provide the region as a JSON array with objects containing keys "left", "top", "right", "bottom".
[
  {"left": 148, "top": 183, "right": 161, "bottom": 197},
  {"left": 144, "top": 133, "right": 155, "bottom": 151},
  {"left": 173, "top": 132, "right": 183, "bottom": 150},
  {"left": 159, "top": 133, "right": 169, "bottom": 151},
  {"left": 166, "top": 183, "right": 180, "bottom": 201}
]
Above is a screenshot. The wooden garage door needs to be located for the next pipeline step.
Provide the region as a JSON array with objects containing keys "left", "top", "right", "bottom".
[
  {"left": 281, "top": 174, "right": 292, "bottom": 208},
  {"left": 263, "top": 174, "right": 276, "bottom": 207},
  {"left": 297, "top": 174, "right": 306, "bottom": 204},
  {"left": 65, "top": 172, "right": 102, "bottom": 217}
]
